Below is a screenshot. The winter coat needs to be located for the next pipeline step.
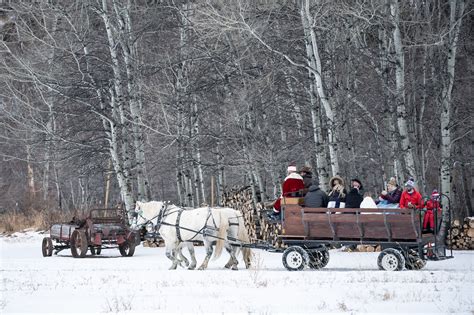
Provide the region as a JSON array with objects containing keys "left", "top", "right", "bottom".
[
  {"left": 380, "top": 187, "right": 402, "bottom": 204},
  {"left": 273, "top": 173, "right": 305, "bottom": 212},
  {"left": 399, "top": 189, "right": 424, "bottom": 209},
  {"left": 345, "top": 188, "right": 363, "bottom": 208},
  {"left": 304, "top": 185, "right": 328, "bottom": 208},
  {"left": 360, "top": 196, "right": 378, "bottom": 208}
]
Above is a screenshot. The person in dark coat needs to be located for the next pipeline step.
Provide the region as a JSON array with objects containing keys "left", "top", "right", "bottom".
[
  {"left": 377, "top": 177, "right": 402, "bottom": 206},
  {"left": 304, "top": 178, "right": 328, "bottom": 208},
  {"left": 345, "top": 178, "right": 364, "bottom": 208},
  {"left": 327, "top": 175, "right": 347, "bottom": 208}
]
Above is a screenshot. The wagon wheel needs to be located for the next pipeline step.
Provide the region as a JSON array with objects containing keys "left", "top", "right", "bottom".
[
  {"left": 377, "top": 248, "right": 405, "bottom": 271},
  {"left": 70, "top": 230, "right": 88, "bottom": 258},
  {"left": 119, "top": 239, "right": 136, "bottom": 257},
  {"left": 308, "top": 249, "right": 330, "bottom": 269},
  {"left": 42, "top": 237, "right": 53, "bottom": 257},
  {"left": 405, "top": 249, "right": 427, "bottom": 270},
  {"left": 282, "top": 246, "right": 309, "bottom": 271}
]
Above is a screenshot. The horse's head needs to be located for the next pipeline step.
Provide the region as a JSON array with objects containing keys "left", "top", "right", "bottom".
[{"left": 131, "top": 200, "right": 167, "bottom": 228}]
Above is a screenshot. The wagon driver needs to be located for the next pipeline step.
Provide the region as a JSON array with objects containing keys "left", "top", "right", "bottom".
[{"left": 270, "top": 164, "right": 305, "bottom": 220}]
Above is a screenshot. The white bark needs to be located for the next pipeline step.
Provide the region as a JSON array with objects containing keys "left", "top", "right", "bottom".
[
  {"left": 301, "top": 0, "right": 339, "bottom": 176},
  {"left": 112, "top": 0, "right": 147, "bottom": 201},
  {"left": 390, "top": 0, "right": 416, "bottom": 178},
  {"left": 440, "top": 0, "right": 465, "bottom": 209}
]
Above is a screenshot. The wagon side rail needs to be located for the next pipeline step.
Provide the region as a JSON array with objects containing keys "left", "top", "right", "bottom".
[{"left": 299, "top": 207, "right": 428, "bottom": 243}]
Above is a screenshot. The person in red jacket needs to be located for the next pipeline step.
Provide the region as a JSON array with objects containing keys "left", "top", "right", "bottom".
[
  {"left": 423, "top": 189, "right": 442, "bottom": 232},
  {"left": 399, "top": 178, "right": 424, "bottom": 209},
  {"left": 271, "top": 164, "right": 305, "bottom": 219}
]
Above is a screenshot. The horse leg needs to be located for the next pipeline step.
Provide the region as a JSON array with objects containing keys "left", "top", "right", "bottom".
[
  {"left": 165, "top": 243, "right": 179, "bottom": 270},
  {"left": 177, "top": 243, "right": 189, "bottom": 268},
  {"left": 224, "top": 243, "right": 239, "bottom": 270},
  {"left": 186, "top": 242, "right": 197, "bottom": 270},
  {"left": 198, "top": 239, "right": 214, "bottom": 270}
]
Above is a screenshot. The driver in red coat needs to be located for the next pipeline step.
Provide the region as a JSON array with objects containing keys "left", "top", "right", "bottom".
[{"left": 271, "top": 165, "right": 305, "bottom": 219}]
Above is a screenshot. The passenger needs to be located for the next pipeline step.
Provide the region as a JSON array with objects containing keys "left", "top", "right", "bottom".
[
  {"left": 423, "top": 189, "right": 442, "bottom": 233},
  {"left": 299, "top": 166, "right": 313, "bottom": 194},
  {"left": 270, "top": 164, "right": 305, "bottom": 219},
  {"left": 304, "top": 177, "right": 328, "bottom": 208},
  {"left": 327, "top": 175, "right": 347, "bottom": 208},
  {"left": 377, "top": 177, "right": 402, "bottom": 207},
  {"left": 360, "top": 192, "right": 378, "bottom": 209},
  {"left": 399, "top": 178, "right": 424, "bottom": 209},
  {"left": 345, "top": 178, "right": 364, "bottom": 208}
]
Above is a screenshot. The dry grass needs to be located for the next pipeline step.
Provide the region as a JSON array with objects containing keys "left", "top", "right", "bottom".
[{"left": 0, "top": 210, "right": 76, "bottom": 234}]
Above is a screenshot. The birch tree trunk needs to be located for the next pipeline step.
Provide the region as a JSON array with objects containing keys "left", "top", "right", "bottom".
[
  {"left": 439, "top": 0, "right": 465, "bottom": 216},
  {"left": 390, "top": 0, "right": 416, "bottom": 178},
  {"left": 98, "top": 0, "right": 136, "bottom": 211},
  {"left": 112, "top": 0, "right": 148, "bottom": 201},
  {"left": 301, "top": 0, "right": 339, "bottom": 176}
]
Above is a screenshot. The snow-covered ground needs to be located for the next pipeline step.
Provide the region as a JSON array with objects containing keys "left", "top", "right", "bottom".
[{"left": 1, "top": 231, "right": 473, "bottom": 314}]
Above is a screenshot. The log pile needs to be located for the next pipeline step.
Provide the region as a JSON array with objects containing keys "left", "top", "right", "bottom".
[
  {"left": 222, "top": 186, "right": 284, "bottom": 249},
  {"left": 446, "top": 217, "right": 474, "bottom": 250},
  {"left": 354, "top": 245, "right": 381, "bottom": 252}
]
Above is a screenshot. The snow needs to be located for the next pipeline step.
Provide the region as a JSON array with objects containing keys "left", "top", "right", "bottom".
[{"left": 1, "top": 231, "right": 473, "bottom": 314}]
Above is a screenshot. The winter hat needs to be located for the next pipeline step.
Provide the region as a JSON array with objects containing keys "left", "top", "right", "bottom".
[
  {"left": 351, "top": 178, "right": 362, "bottom": 188},
  {"left": 431, "top": 189, "right": 440, "bottom": 198},
  {"left": 299, "top": 166, "right": 312, "bottom": 174},
  {"left": 387, "top": 177, "right": 398, "bottom": 186},
  {"left": 405, "top": 178, "right": 415, "bottom": 188},
  {"left": 329, "top": 175, "right": 345, "bottom": 187},
  {"left": 287, "top": 164, "right": 297, "bottom": 173}
]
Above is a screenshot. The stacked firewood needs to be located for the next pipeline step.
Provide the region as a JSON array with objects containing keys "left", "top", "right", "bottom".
[
  {"left": 354, "top": 245, "right": 381, "bottom": 252},
  {"left": 446, "top": 217, "right": 474, "bottom": 250},
  {"left": 222, "top": 186, "right": 284, "bottom": 248}
]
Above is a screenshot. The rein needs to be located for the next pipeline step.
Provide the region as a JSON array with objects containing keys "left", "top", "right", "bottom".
[{"left": 133, "top": 203, "right": 248, "bottom": 245}]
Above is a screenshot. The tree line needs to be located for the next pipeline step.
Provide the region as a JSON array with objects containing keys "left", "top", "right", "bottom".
[{"left": 0, "top": 0, "right": 472, "bottom": 220}]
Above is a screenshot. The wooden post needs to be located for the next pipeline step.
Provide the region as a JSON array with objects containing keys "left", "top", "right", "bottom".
[{"left": 104, "top": 159, "right": 112, "bottom": 208}]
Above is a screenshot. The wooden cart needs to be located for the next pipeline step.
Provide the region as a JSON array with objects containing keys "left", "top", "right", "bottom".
[{"left": 42, "top": 208, "right": 138, "bottom": 258}]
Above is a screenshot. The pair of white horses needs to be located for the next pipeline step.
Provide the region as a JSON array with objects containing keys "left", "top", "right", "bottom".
[{"left": 132, "top": 201, "right": 252, "bottom": 270}]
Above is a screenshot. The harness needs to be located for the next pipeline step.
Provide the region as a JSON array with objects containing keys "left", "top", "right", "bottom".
[{"left": 133, "top": 203, "right": 247, "bottom": 245}]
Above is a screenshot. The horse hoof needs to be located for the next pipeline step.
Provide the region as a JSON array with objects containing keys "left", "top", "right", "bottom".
[
  {"left": 224, "top": 264, "right": 232, "bottom": 269},
  {"left": 231, "top": 265, "right": 238, "bottom": 270}
]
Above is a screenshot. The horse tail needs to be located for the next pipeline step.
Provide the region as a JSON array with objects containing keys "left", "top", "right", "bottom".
[
  {"left": 213, "top": 210, "right": 228, "bottom": 260},
  {"left": 237, "top": 211, "right": 253, "bottom": 268}
]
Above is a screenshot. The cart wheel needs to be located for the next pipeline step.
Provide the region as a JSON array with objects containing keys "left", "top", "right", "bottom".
[
  {"left": 377, "top": 248, "right": 405, "bottom": 271},
  {"left": 42, "top": 237, "right": 53, "bottom": 257},
  {"left": 70, "top": 230, "right": 88, "bottom": 258},
  {"left": 308, "top": 249, "right": 330, "bottom": 269},
  {"left": 405, "top": 249, "right": 427, "bottom": 270},
  {"left": 90, "top": 246, "right": 101, "bottom": 256},
  {"left": 282, "top": 246, "right": 309, "bottom": 271},
  {"left": 119, "top": 240, "right": 136, "bottom": 257}
]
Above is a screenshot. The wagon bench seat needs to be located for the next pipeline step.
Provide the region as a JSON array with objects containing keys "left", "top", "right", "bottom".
[{"left": 282, "top": 205, "right": 433, "bottom": 243}]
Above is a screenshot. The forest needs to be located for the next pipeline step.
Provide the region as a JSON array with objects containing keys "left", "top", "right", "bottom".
[{"left": 0, "top": 0, "right": 472, "bottom": 221}]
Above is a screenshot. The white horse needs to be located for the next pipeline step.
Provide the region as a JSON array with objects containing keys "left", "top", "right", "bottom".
[
  {"left": 130, "top": 202, "right": 197, "bottom": 269},
  {"left": 133, "top": 201, "right": 252, "bottom": 270}
]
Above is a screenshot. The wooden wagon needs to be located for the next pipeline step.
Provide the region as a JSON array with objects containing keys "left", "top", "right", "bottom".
[{"left": 256, "top": 197, "right": 453, "bottom": 271}]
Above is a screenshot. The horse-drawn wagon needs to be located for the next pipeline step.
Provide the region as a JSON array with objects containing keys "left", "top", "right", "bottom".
[
  {"left": 130, "top": 197, "right": 453, "bottom": 272},
  {"left": 260, "top": 197, "right": 453, "bottom": 271},
  {"left": 42, "top": 208, "right": 138, "bottom": 258}
]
